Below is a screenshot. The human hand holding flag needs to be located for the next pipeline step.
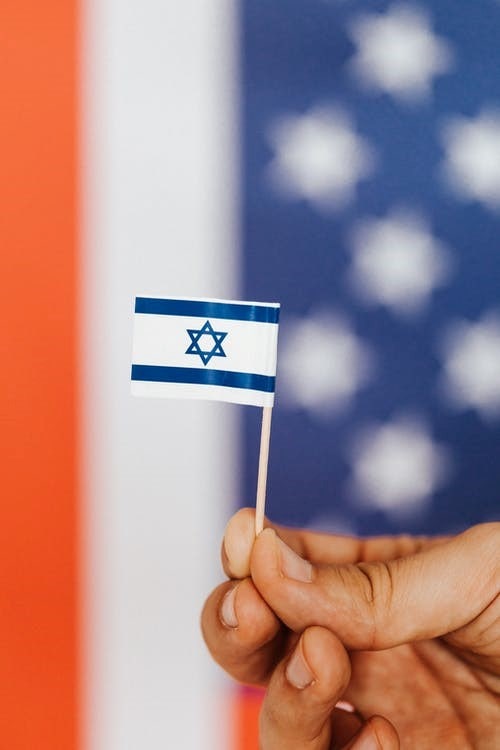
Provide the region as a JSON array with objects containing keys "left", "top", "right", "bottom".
[{"left": 203, "top": 509, "right": 499, "bottom": 749}]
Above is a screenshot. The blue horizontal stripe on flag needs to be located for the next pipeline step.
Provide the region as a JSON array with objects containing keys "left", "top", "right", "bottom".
[
  {"left": 131, "top": 364, "right": 276, "bottom": 393},
  {"left": 135, "top": 297, "right": 280, "bottom": 324}
]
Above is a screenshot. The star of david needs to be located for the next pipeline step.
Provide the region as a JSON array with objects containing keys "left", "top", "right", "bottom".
[{"left": 185, "top": 320, "right": 228, "bottom": 366}]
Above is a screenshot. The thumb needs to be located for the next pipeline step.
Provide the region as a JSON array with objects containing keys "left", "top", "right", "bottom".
[{"left": 250, "top": 523, "right": 499, "bottom": 650}]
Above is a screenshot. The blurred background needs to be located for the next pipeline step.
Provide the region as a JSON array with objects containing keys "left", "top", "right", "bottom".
[{"left": 1, "top": 1, "right": 499, "bottom": 748}]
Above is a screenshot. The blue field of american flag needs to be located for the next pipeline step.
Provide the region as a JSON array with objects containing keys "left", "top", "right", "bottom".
[{"left": 240, "top": 0, "right": 500, "bottom": 539}]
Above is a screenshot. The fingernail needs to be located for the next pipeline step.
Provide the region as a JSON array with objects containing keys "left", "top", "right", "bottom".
[
  {"left": 286, "top": 639, "right": 314, "bottom": 689},
  {"left": 220, "top": 585, "right": 239, "bottom": 629},
  {"left": 353, "top": 730, "right": 379, "bottom": 750},
  {"left": 223, "top": 513, "right": 254, "bottom": 579},
  {"left": 276, "top": 537, "right": 313, "bottom": 583}
]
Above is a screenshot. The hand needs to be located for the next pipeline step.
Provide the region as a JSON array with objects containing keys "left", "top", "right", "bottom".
[{"left": 201, "top": 509, "right": 500, "bottom": 749}]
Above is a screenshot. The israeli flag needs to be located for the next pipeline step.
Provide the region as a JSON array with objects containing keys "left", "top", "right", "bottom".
[{"left": 131, "top": 296, "right": 280, "bottom": 407}]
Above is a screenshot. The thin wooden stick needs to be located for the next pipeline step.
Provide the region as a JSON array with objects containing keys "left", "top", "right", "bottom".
[{"left": 255, "top": 406, "right": 273, "bottom": 536}]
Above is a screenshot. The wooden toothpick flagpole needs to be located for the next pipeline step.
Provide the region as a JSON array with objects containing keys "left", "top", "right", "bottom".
[{"left": 255, "top": 405, "right": 273, "bottom": 536}]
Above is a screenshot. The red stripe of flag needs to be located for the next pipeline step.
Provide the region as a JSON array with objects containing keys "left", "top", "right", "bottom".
[
  {"left": 0, "top": 0, "right": 79, "bottom": 746},
  {"left": 235, "top": 687, "right": 264, "bottom": 749}
]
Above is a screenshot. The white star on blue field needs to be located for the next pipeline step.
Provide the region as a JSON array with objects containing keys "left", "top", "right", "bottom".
[{"left": 185, "top": 320, "right": 228, "bottom": 366}]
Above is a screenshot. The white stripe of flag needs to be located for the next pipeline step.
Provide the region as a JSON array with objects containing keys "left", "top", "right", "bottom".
[{"left": 131, "top": 296, "right": 280, "bottom": 406}]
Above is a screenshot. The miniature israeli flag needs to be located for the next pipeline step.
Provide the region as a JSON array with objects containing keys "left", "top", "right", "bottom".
[{"left": 131, "top": 296, "right": 280, "bottom": 406}]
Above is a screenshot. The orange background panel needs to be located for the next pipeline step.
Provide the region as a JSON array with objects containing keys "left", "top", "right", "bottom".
[
  {"left": 0, "top": 1, "right": 78, "bottom": 748},
  {"left": 235, "top": 688, "right": 264, "bottom": 750}
]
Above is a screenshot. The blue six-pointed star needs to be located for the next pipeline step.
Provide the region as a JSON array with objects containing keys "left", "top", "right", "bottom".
[{"left": 185, "top": 320, "right": 228, "bottom": 366}]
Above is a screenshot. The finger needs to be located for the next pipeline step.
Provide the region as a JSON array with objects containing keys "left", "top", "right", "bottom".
[
  {"left": 250, "top": 523, "right": 500, "bottom": 650},
  {"left": 222, "top": 508, "right": 371, "bottom": 579},
  {"left": 200, "top": 577, "right": 285, "bottom": 686},
  {"left": 259, "top": 626, "right": 353, "bottom": 749},
  {"left": 222, "top": 507, "right": 445, "bottom": 580},
  {"left": 342, "top": 716, "right": 399, "bottom": 750}
]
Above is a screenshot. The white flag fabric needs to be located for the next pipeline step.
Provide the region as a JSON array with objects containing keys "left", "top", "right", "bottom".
[{"left": 131, "top": 296, "right": 280, "bottom": 406}]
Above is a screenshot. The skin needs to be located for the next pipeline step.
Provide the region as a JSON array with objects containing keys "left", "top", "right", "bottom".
[{"left": 201, "top": 509, "right": 500, "bottom": 749}]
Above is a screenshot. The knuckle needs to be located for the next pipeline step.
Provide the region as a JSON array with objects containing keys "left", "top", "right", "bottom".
[
  {"left": 463, "top": 523, "right": 500, "bottom": 577},
  {"left": 463, "top": 521, "right": 500, "bottom": 545},
  {"left": 395, "top": 534, "right": 417, "bottom": 557},
  {"left": 355, "top": 560, "right": 397, "bottom": 648}
]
